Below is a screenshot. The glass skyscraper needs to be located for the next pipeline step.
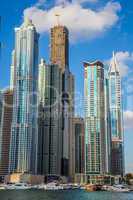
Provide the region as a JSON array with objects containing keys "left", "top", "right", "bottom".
[
  {"left": 42, "top": 64, "right": 63, "bottom": 175},
  {"left": 9, "top": 18, "right": 39, "bottom": 174},
  {"left": 108, "top": 53, "right": 124, "bottom": 175},
  {"left": 84, "top": 61, "right": 107, "bottom": 179}
]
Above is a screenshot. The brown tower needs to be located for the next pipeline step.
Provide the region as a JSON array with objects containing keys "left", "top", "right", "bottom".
[{"left": 50, "top": 25, "right": 69, "bottom": 72}]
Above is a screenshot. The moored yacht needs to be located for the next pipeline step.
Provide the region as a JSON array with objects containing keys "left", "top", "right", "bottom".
[
  {"left": 5, "top": 183, "right": 31, "bottom": 190},
  {"left": 102, "top": 184, "right": 130, "bottom": 193},
  {"left": 112, "top": 184, "right": 130, "bottom": 193},
  {"left": 0, "top": 185, "right": 6, "bottom": 190}
]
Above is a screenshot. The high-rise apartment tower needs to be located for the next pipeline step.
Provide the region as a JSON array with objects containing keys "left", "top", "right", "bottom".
[
  {"left": 9, "top": 18, "right": 39, "bottom": 174},
  {"left": 108, "top": 53, "right": 124, "bottom": 176},
  {"left": 84, "top": 61, "right": 107, "bottom": 182}
]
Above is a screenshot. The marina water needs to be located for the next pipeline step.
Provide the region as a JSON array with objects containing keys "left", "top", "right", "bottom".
[{"left": 0, "top": 190, "right": 133, "bottom": 200}]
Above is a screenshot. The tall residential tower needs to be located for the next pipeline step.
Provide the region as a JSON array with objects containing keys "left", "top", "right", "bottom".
[
  {"left": 84, "top": 61, "right": 107, "bottom": 182},
  {"left": 9, "top": 18, "right": 39, "bottom": 174},
  {"left": 108, "top": 53, "right": 124, "bottom": 176}
]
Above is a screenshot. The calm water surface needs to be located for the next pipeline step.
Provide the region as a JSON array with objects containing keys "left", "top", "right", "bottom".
[{"left": 0, "top": 190, "right": 133, "bottom": 200}]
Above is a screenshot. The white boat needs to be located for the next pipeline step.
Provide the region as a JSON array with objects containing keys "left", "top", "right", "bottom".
[
  {"left": 37, "top": 184, "right": 47, "bottom": 189},
  {"left": 5, "top": 183, "right": 31, "bottom": 190},
  {"left": 0, "top": 185, "right": 6, "bottom": 190},
  {"left": 72, "top": 184, "right": 80, "bottom": 189},
  {"left": 31, "top": 185, "right": 39, "bottom": 189},
  {"left": 60, "top": 184, "right": 72, "bottom": 190},
  {"left": 80, "top": 186, "right": 86, "bottom": 190},
  {"left": 111, "top": 185, "right": 130, "bottom": 193},
  {"left": 37, "top": 183, "right": 64, "bottom": 190},
  {"left": 45, "top": 183, "right": 63, "bottom": 190},
  {"left": 102, "top": 184, "right": 130, "bottom": 193}
]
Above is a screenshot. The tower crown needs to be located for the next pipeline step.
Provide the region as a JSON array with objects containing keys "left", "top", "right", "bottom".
[
  {"left": 40, "top": 58, "right": 46, "bottom": 65},
  {"left": 22, "top": 17, "right": 33, "bottom": 28},
  {"left": 109, "top": 51, "right": 119, "bottom": 74}
]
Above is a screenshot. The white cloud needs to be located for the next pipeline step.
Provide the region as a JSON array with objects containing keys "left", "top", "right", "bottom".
[
  {"left": 55, "top": 0, "right": 68, "bottom": 5},
  {"left": 115, "top": 51, "right": 133, "bottom": 77},
  {"left": 56, "top": 0, "right": 98, "bottom": 5},
  {"left": 72, "top": 0, "right": 98, "bottom": 3},
  {"left": 24, "top": 1, "right": 121, "bottom": 42},
  {"left": 124, "top": 111, "right": 133, "bottom": 130}
]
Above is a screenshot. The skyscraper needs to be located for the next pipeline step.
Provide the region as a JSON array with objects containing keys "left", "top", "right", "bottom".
[
  {"left": 37, "top": 58, "right": 46, "bottom": 174},
  {"left": 9, "top": 18, "right": 39, "bottom": 174},
  {"left": 0, "top": 89, "right": 13, "bottom": 177},
  {"left": 108, "top": 53, "right": 124, "bottom": 176},
  {"left": 104, "top": 75, "right": 111, "bottom": 174},
  {"left": 49, "top": 23, "right": 75, "bottom": 179},
  {"left": 10, "top": 50, "right": 16, "bottom": 90},
  {"left": 50, "top": 25, "right": 69, "bottom": 72},
  {"left": 67, "top": 72, "right": 75, "bottom": 179},
  {"left": 73, "top": 117, "right": 84, "bottom": 174},
  {"left": 84, "top": 61, "right": 107, "bottom": 182},
  {"left": 38, "top": 63, "right": 63, "bottom": 176},
  {"left": 62, "top": 70, "right": 75, "bottom": 178}
]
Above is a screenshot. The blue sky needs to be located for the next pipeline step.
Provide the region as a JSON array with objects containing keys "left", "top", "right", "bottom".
[{"left": 0, "top": 0, "right": 133, "bottom": 173}]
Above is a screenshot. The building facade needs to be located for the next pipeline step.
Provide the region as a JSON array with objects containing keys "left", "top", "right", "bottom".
[
  {"left": 38, "top": 64, "right": 63, "bottom": 176},
  {"left": 104, "top": 76, "right": 111, "bottom": 173},
  {"left": 62, "top": 70, "right": 75, "bottom": 178},
  {"left": 10, "top": 50, "right": 16, "bottom": 90},
  {"left": 73, "top": 117, "right": 84, "bottom": 174},
  {"left": 37, "top": 58, "right": 46, "bottom": 174},
  {"left": 108, "top": 53, "right": 124, "bottom": 176},
  {"left": 84, "top": 61, "right": 107, "bottom": 179},
  {"left": 49, "top": 24, "right": 75, "bottom": 179},
  {"left": 68, "top": 73, "right": 75, "bottom": 179},
  {"left": 50, "top": 25, "right": 69, "bottom": 72},
  {"left": 38, "top": 59, "right": 46, "bottom": 105},
  {"left": 9, "top": 18, "right": 39, "bottom": 174},
  {"left": 37, "top": 23, "right": 75, "bottom": 179},
  {"left": 0, "top": 89, "right": 13, "bottom": 177},
  {"left": 0, "top": 91, "right": 2, "bottom": 127}
]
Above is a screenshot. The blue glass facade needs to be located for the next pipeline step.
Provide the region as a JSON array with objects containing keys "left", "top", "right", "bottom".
[
  {"left": 84, "top": 61, "right": 107, "bottom": 176},
  {"left": 9, "top": 19, "right": 39, "bottom": 174}
]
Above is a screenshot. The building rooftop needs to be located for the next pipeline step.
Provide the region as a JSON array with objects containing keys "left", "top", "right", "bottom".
[{"left": 83, "top": 60, "right": 104, "bottom": 67}]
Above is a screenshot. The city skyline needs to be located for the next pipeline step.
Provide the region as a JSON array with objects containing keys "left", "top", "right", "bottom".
[{"left": 0, "top": 0, "right": 133, "bottom": 173}]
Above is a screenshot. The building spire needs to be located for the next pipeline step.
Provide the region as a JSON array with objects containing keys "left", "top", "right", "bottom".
[
  {"left": 22, "top": 16, "right": 33, "bottom": 27},
  {"left": 109, "top": 51, "right": 119, "bottom": 74},
  {"left": 40, "top": 58, "right": 46, "bottom": 65}
]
